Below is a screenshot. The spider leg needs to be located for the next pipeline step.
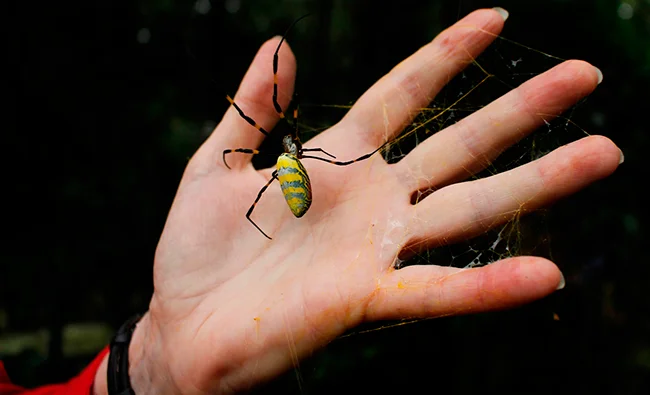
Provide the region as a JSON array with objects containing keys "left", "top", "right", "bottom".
[
  {"left": 302, "top": 141, "right": 390, "bottom": 166},
  {"left": 273, "top": 14, "right": 310, "bottom": 120},
  {"left": 301, "top": 148, "right": 336, "bottom": 159},
  {"left": 272, "top": 45, "right": 287, "bottom": 120},
  {"left": 246, "top": 170, "right": 278, "bottom": 240},
  {"left": 222, "top": 148, "right": 261, "bottom": 169},
  {"left": 226, "top": 95, "right": 270, "bottom": 136}
]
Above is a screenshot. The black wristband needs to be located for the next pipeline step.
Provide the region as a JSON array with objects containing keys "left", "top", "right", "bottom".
[{"left": 107, "top": 314, "right": 142, "bottom": 395}]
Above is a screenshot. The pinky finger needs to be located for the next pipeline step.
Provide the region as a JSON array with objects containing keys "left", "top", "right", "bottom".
[{"left": 364, "top": 257, "right": 563, "bottom": 321}]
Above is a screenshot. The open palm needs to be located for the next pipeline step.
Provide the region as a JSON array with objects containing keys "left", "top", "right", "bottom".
[{"left": 120, "top": 9, "right": 621, "bottom": 395}]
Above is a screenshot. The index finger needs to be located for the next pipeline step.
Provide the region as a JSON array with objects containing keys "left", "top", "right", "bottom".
[{"left": 332, "top": 8, "right": 507, "bottom": 153}]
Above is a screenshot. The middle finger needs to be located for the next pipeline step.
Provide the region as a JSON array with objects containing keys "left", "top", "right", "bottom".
[{"left": 394, "top": 60, "right": 603, "bottom": 192}]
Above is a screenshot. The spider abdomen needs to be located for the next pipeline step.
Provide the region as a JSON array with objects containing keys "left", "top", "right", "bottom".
[{"left": 277, "top": 153, "right": 312, "bottom": 217}]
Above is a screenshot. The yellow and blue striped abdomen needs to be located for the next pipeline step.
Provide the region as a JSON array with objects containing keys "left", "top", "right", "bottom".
[{"left": 276, "top": 153, "right": 312, "bottom": 217}]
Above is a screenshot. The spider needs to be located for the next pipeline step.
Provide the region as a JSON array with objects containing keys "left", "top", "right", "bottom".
[{"left": 223, "top": 16, "right": 388, "bottom": 239}]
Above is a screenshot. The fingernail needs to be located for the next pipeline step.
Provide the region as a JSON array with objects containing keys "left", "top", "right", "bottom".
[
  {"left": 594, "top": 67, "right": 603, "bottom": 84},
  {"left": 556, "top": 272, "right": 566, "bottom": 290},
  {"left": 493, "top": 7, "right": 509, "bottom": 21},
  {"left": 619, "top": 149, "right": 625, "bottom": 164}
]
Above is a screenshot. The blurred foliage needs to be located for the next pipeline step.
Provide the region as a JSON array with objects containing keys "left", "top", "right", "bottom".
[{"left": 4, "top": 0, "right": 649, "bottom": 393}]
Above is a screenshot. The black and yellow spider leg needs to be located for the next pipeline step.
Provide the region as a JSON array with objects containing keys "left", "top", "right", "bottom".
[
  {"left": 222, "top": 148, "right": 261, "bottom": 169},
  {"left": 301, "top": 148, "right": 336, "bottom": 159},
  {"left": 226, "top": 95, "right": 270, "bottom": 136},
  {"left": 246, "top": 170, "right": 279, "bottom": 240},
  {"left": 272, "top": 44, "right": 287, "bottom": 120},
  {"left": 301, "top": 142, "right": 389, "bottom": 166},
  {"left": 273, "top": 14, "right": 310, "bottom": 120}
]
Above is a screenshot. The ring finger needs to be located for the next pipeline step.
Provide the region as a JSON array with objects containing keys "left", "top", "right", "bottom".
[{"left": 402, "top": 135, "right": 620, "bottom": 252}]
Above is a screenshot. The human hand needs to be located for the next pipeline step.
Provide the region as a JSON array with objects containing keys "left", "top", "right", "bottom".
[{"left": 94, "top": 8, "right": 621, "bottom": 394}]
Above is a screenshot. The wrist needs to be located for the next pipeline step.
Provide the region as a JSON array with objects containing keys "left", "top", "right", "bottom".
[
  {"left": 93, "top": 312, "right": 161, "bottom": 395},
  {"left": 127, "top": 312, "right": 154, "bottom": 394},
  {"left": 128, "top": 312, "right": 180, "bottom": 394}
]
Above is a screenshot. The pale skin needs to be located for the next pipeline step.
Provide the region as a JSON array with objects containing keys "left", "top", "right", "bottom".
[{"left": 92, "top": 8, "right": 621, "bottom": 394}]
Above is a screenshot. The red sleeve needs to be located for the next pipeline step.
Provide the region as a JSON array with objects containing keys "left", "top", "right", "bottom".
[{"left": 0, "top": 347, "right": 109, "bottom": 395}]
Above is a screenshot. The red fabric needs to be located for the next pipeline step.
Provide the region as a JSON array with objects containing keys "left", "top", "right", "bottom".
[{"left": 0, "top": 347, "right": 108, "bottom": 395}]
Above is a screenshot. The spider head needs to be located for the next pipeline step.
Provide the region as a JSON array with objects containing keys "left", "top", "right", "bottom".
[{"left": 282, "top": 135, "right": 302, "bottom": 157}]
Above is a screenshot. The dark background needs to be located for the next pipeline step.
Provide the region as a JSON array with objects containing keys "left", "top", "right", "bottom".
[{"left": 3, "top": 0, "right": 649, "bottom": 393}]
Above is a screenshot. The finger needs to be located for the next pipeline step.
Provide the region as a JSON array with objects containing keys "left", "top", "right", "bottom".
[
  {"left": 364, "top": 257, "right": 562, "bottom": 320},
  {"left": 395, "top": 60, "right": 603, "bottom": 192},
  {"left": 191, "top": 37, "right": 296, "bottom": 172},
  {"left": 405, "top": 135, "right": 620, "bottom": 250},
  {"left": 332, "top": 8, "right": 506, "bottom": 153}
]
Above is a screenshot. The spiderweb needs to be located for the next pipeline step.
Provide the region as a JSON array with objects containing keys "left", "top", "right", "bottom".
[{"left": 296, "top": 34, "right": 587, "bottom": 273}]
